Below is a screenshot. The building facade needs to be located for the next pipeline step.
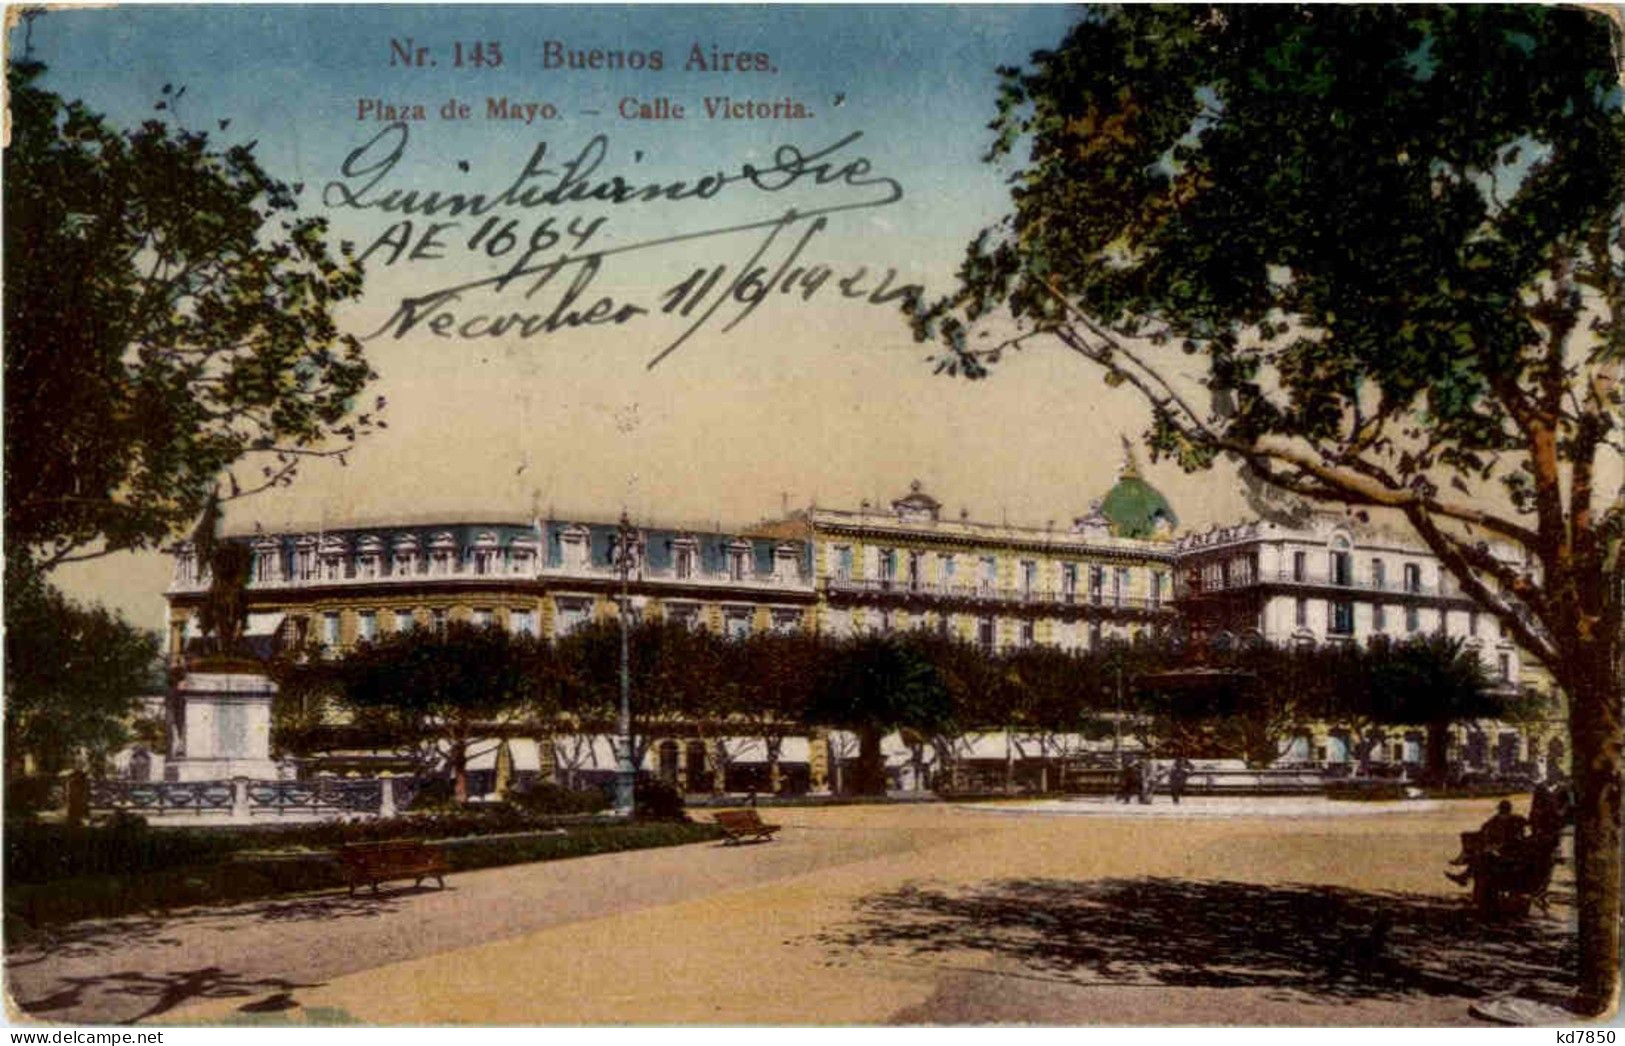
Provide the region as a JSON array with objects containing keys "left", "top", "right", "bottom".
[{"left": 162, "top": 455, "right": 1563, "bottom": 789}]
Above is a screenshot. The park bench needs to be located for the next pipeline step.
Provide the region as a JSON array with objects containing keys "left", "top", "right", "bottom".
[
  {"left": 713, "top": 809, "right": 781, "bottom": 844},
  {"left": 1449, "top": 830, "right": 1562, "bottom": 918},
  {"left": 337, "top": 839, "right": 449, "bottom": 895}
]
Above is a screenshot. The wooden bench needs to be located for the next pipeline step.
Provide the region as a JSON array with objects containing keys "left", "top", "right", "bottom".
[
  {"left": 714, "top": 809, "right": 781, "bottom": 844},
  {"left": 337, "top": 839, "right": 449, "bottom": 895}
]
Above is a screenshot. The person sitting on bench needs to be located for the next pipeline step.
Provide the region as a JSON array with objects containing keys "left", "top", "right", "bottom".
[{"left": 1447, "top": 799, "right": 1527, "bottom": 889}]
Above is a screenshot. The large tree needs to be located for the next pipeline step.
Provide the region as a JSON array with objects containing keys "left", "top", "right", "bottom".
[
  {"left": 916, "top": 6, "right": 1623, "bottom": 1012},
  {"left": 3, "top": 558, "right": 160, "bottom": 779},
  {"left": 4, "top": 58, "right": 380, "bottom": 569},
  {"left": 323, "top": 623, "right": 548, "bottom": 802}
]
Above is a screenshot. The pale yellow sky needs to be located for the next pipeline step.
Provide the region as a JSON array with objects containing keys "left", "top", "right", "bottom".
[{"left": 53, "top": 299, "right": 1256, "bottom": 632}]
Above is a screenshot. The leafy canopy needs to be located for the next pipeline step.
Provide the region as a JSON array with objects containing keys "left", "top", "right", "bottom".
[
  {"left": 913, "top": 6, "right": 1623, "bottom": 682},
  {"left": 4, "top": 60, "right": 381, "bottom": 569}
]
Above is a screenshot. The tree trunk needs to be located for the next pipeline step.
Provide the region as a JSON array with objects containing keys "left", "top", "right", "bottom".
[
  {"left": 1424, "top": 721, "right": 1450, "bottom": 785},
  {"left": 1569, "top": 666, "right": 1622, "bottom": 1016},
  {"left": 856, "top": 726, "right": 886, "bottom": 796},
  {"left": 451, "top": 740, "right": 469, "bottom": 804}
]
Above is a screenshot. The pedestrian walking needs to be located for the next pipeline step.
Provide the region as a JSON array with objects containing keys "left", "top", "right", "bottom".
[{"left": 1169, "top": 757, "right": 1192, "bottom": 805}]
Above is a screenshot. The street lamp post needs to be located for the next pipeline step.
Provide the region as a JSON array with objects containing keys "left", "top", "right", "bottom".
[
  {"left": 1113, "top": 661, "right": 1124, "bottom": 771},
  {"left": 614, "top": 510, "right": 636, "bottom": 818}
]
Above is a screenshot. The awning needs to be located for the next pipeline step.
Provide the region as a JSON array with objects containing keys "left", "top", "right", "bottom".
[{"left": 244, "top": 612, "right": 286, "bottom": 637}]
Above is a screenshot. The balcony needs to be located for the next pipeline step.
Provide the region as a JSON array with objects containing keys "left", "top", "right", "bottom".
[
  {"left": 823, "top": 576, "right": 1169, "bottom": 613},
  {"left": 1176, "top": 569, "right": 1468, "bottom": 602},
  {"left": 169, "top": 560, "right": 812, "bottom": 595}
]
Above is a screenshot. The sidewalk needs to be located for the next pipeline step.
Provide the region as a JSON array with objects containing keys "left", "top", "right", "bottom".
[{"left": 8, "top": 802, "right": 1579, "bottom": 1026}]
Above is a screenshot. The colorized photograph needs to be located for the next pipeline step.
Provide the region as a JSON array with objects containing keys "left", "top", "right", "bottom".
[{"left": 3, "top": 3, "right": 1622, "bottom": 1029}]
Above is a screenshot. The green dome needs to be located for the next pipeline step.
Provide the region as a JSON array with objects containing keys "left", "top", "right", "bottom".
[{"left": 1099, "top": 445, "right": 1177, "bottom": 538}]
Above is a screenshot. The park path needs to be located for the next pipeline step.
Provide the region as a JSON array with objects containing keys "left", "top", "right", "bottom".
[{"left": 6, "top": 801, "right": 1580, "bottom": 1026}]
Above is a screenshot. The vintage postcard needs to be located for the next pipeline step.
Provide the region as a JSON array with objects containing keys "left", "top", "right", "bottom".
[{"left": 5, "top": 2, "right": 1622, "bottom": 1032}]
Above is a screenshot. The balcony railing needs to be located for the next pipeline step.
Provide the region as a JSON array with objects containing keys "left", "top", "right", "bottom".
[
  {"left": 1178, "top": 570, "right": 1462, "bottom": 600},
  {"left": 170, "top": 561, "right": 811, "bottom": 593},
  {"left": 823, "top": 576, "right": 1168, "bottom": 611}
]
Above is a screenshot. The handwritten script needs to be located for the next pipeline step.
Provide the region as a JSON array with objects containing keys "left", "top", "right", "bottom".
[{"left": 324, "top": 123, "right": 921, "bottom": 368}]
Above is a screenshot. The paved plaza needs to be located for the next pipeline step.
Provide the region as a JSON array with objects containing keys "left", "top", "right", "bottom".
[{"left": 6, "top": 799, "right": 1580, "bottom": 1026}]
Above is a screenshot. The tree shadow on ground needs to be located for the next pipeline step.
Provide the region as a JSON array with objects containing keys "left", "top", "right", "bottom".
[
  {"left": 815, "top": 877, "right": 1576, "bottom": 1008},
  {"left": 6, "top": 890, "right": 411, "bottom": 967},
  {"left": 14, "top": 966, "right": 324, "bottom": 1024}
]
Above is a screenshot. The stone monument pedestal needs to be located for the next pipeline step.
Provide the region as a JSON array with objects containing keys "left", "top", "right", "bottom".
[{"left": 167, "top": 668, "right": 279, "bottom": 782}]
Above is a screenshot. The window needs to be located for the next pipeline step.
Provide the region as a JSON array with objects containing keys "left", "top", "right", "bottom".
[
  {"left": 1019, "top": 620, "right": 1035, "bottom": 647},
  {"left": 771, "top": 610, "right": 801, "bottom": 635},
  {"left": 907, "top": 551, "right": 923, "bottom": 591},
  {"left": 878, "top": 608, "right": 893, "bottom": 634},
  {"left": 1373, "top": 604, "right": 1386, "bottom": 632},
  {"left": 472, "top": 549, "right": 496, "bottom": 575},
  {"left": 358, "top": 610, "right": 377, "bottom": 643},
  {"left": 1295, "top": 598, "right": 1308, "bottom": 628},
  {"left": 473, "top": 607, "right": 493, "bottom": 629},
  {"left": 676, "top": 545, "right": 697, "bottom": 579},
  {"left": 1292, "top": 551, "right": 1307, "bottom": 582},
  {"left": 1330, "top": 551, "right": 1351, "bottom": 587},
  {"left": 1061, "top": 564, "right": 1078, "bottom": 603},
  {"left": 395, "top": 609, "right": 415, "bottom": 633},
  {"left": 431, "top": 608, "right": 448, "bottom": 634},
  {"left": 322, "top": 612, "right": 340, "bottom": 648},
  {"left": 725, "top": 610, "right": 751, "bottom": 640},
  {"left": 1020, "top": 560, "right": 1037, "bottom": 599},
  {"left": 556, "top": 599, "right": 590, "bottom": 636},
  {"left": 1403, "top": 563, "right": 1421, "bottom": 594},
  {"left": 1088, "top": 565, "right": 1104, "bottom": 604},
  {"left": 1498, "top": 653, "right": 1511, "bottom": 681},
  {"left": 833, "top": 545, "right": 852, "bottom": 582},
  {"left": 1371, "top": 559, "right": 1386, "bottom": 590},
  {"left": 1405, "top": 606, "right": 1420, "bottom": 633},
  {"left": 979, "top": 556, "right": 998, "bottom": 593},
  {"left": 1114, "top": 568, "right": 1129, "bottom": 607},
  {"left": 727, "top": 546, "right": 750, "bottom": 582},
  {"left": 877, "top": 548, "right": 896, "bottom": 588},
  {"left": 1329, "top": 601, "right": 1353, "bottom": 635},
  {"left": 977, "top": 616, "right": 995, "bottom": 653},
  {"left": 431, "top": 550, "right": 453, "bottom": 576},
  {"left": 666, "top": 603, "right": 700, "bottom": 630},
  {"left": 1149, "top": 572, "right": 1163, "bottom": 608},
  {"left": 510, "top": 610, "right": 537, "bottom": 637}
]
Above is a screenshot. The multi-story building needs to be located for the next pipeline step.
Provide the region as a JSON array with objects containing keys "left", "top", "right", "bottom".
[
  {"left": 1173, "top": 514, "right": 1562, "bottom": 775},
  {"left": 790, "top": 478, "right": 1178, "bottom": 653},
  {"left": 160, "top": 448, "right": 1563, "bottom": 790}
]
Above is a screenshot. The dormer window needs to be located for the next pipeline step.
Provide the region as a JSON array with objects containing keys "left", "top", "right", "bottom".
[
  {"left": 726, "top": 541, "right": 751, "bottom": 582},
  {"left": 391, "top": 535, "right": 420, "bottom": 577},
  {"left": 774, "top": 543, "right": 802, "bottom": 584},
  {"left": 429, "top": 532, "right": 458, "bottom": 575},
  {"left": 471, "top": 532, "right": 501, "bottom": 576},
  {"left": 251, "top": 538, "right": 282, "bottom": 584},
  {"left": 318, "top": 536, "right": 349, "bottom": 581},
  {"left": 355, "top": 536, "right": 384, "bottom": 580},
  {"left": 295, "top": 537, "right": 319, "bottom": 581},
  {"left": 509, "top": 539, "right": 537, "bottom": 575},
  {"left": 674, "top": 539, "right": 698, "bottom": 580},
  {"left": 559, "top": 525, "right": 591, "bottom": 570}
]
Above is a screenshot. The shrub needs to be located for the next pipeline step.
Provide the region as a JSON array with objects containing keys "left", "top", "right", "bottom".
[
  {"left": 407, "top": 778, "right": 457, "bottom": 811},
  {"left": 506, "top": 783, "right": 609, "bottom": 816},
  {"left": 634, "top": 778, "right": 687, "bottom": 821}
]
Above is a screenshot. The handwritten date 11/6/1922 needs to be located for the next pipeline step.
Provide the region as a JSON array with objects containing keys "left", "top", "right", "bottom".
[{"left": 336, "top": 124, "right": 922, "bottom": 369}]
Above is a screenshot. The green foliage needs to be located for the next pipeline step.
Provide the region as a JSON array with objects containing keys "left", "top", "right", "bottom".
[
  {"left": 322, "top": 623, "right": 551, "bottom": 799},
  {"left": 4, "top": 60, "right": 381, "bottom": 569},
  {"left": 633, "top": 777, "right": 687, "bottom": 821},
  {"left": 506, "top": 782, "right": 610, "bottom": 817},
  {"left": 3, "top": 557, "right": 160, "bottom": 776}
]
